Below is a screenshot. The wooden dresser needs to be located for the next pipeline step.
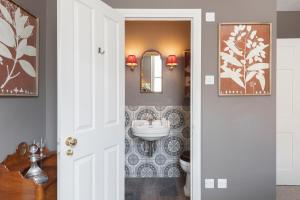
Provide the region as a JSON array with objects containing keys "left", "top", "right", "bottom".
[{"left": 0, "top": 143, "right": 57, "bottom": 200}]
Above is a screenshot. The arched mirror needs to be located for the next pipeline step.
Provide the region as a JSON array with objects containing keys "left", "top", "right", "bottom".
[{"left": 140, "top": 50, "right": 163, "bottom": 93}]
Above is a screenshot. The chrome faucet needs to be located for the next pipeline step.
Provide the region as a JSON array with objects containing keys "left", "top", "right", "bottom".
[
  {"left": 148, "top": 115, "right": 154, "bottom": 125},
  {"left": 146, "top": 114, "right": 154, "bottom": 125}
]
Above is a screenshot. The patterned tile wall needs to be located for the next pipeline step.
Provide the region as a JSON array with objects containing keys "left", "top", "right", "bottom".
[{"left": 125, "top": 106, "right": 190, "bottom": 178}]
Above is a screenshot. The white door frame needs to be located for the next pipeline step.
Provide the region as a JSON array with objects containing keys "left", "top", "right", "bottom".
[{"left": 117, "top": 9, "right": 202, "bottom": 200}]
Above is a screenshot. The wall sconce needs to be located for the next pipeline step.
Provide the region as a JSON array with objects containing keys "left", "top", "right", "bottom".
[
  {"left": 166, "top": 55, "right": 178, "bottom": 70},
  {"left": 126, "top": 55, "right": 138, "bottom": 71}
]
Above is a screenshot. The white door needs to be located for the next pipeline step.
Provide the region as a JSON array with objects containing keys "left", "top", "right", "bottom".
[
  {"left": 57, "top": 0, "right": 125, "bottom": 199},
  {"left": 277, "top": 39, "right": 300, "bottom": 185}
]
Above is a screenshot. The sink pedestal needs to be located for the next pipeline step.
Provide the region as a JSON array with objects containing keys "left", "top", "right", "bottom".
[{"left": 142, "top": 140, "right": 156, "bottom": 157}]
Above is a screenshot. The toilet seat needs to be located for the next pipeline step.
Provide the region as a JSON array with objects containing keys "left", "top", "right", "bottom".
[
  {"left": 179, "top": 151, "right": 191, "bottom": 197},
  {"left": 180, "top": 151, "right": 190, "bottom": 162}
]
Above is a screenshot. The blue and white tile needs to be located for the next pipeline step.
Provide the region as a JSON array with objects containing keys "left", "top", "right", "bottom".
[
  {"left": 125, "top": 137, "right": 131, "bottom": 155},
  {"left": 125, "top": 165, "right": 133, "bottom": 177},
  {"left": 162, "top": 107, "right": 185, "bottom": 130},
  {"left": 162, "top": 136, "right": 185, "bottom": 157},
  {"left": 154, "top": 154, "right": 167, "bottom": 166},
  {"left": 125, "top": 110, "right": 132, "bottom": 128},
  {"left": 135, "top": 162, "right": 159, "bottom": 178},
  {"left": 127, "top": 153, "right": 141, "bottom": 169},
  {"left": 124, "top": 105, "right": 190, "bottom": 178},
  {"left": 127, "top": 105, "right": 139, "bottom": 112},
  {"left": 135, "top": 106, "right": 159, "bottom": 120},
  {"left": 126, "top": 127, "right": 136, "bottom": 139},
  {"left": 162, "top": 161, "right": 184, "bottom": 177},
  {"left": 154, "top": 105, "right": 167, "bottom": 112}
]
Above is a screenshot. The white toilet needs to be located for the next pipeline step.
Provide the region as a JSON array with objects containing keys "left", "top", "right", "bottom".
[{"left": 180, "top": 151, "right": 190, "bottom": 197}]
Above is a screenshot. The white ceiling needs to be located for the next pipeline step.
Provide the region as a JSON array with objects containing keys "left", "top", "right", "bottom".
[{"left": 278, "top": 0, "right": 300, "bottom": 11}]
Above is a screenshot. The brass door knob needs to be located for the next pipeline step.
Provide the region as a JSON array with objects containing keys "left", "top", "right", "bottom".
[{"left": 65, "top": 137, "right": 77, "bottom": 147}]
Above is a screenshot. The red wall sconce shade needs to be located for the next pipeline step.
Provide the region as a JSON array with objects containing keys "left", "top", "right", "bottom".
[
  {"left": 166, "top": 55, "right": 178, "bottom": 70},
  {"left": 126, "top": 55, "right": 138, "bottom": 71}
]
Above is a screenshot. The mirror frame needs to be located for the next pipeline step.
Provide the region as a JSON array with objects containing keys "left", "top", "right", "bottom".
[{"left": 140, "top": 49, "right": 163, "bottom": 93}]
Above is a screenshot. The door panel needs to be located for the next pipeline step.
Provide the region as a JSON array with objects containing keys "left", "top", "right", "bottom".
[
  {"left": 277, "top": 70, "right": 293, "bottom": 118},
  {"left": 74, "top": 1, "right": 96, "bottom": 132},
  {"left": 277, "top": 133, "right": 294, "bottom": 170},
  {"left": 103, "top": 17, "right": 121, "bottom": 126},
  {"left": 104, "top": 145, "right": 120, "bottom": 200},
  {"left": 58, "top": 0, "right": 125, "bottom": 199},
  {"left": 74, "top": 155, "right": 95, "bottom": 200},
  {"left": 277, "top": 39, "right": 300, "bottom": 185}
]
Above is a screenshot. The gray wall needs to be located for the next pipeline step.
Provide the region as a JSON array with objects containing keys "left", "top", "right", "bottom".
[
  {"left": 45, "top": 0, "right": 57, "bottom": 150},
  {"left": 0, "top": 0, "right": 57, "bottom": 159},
  {"left": 104, "top": 0, "right": 277, "bottom": 200},
  {"left": 278, "top": 11, "right": 300, "bottom": 38},
  {"left": 277, "top": 0, "right": 300, "bottom": 11},
  {"left": 0, "top": 0, "right": 47, "bottom": 160},
  {"left": 0, "top": 0, "right": 276, "bottom": 199},
  {"left": 126, "top": 58, "right": 185, "bottom": 105}
]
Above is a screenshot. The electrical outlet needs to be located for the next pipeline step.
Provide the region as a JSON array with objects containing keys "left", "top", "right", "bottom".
[
  {"left": 205, "top": 179, "right": 215, "bottom": 189},
  {"left": 205, "top": 75, "right": 215, "bottom": 85},
  {"left": 206, "top": 12, "right": 215, "bottom": 22},
  {"left": 218, "top": 179, "right": 227, "bottom": 189}
]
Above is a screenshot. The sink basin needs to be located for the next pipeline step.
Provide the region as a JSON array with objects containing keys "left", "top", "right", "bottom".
[{"left": 131, "top": 119, "right": 170, "bottom": 141}]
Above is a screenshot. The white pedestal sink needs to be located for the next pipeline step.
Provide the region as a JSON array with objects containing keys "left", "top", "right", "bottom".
[{"left": 131, "top": 119, "right": 170, "bottom": 141}]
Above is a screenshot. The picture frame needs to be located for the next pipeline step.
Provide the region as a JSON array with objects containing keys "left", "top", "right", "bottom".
[
  {"left": 219, "top": 23, "right": 272, "bottom": 96},
  {"left": 0, "top": 0, "right": 39, "bottom": 96}
]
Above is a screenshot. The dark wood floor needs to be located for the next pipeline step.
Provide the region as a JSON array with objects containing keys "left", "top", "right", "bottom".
[{"left": 125, "top": 178, "right": 189, "bottom": 200}]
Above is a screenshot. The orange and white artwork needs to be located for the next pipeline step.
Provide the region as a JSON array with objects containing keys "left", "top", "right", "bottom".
[
  {"left": 0, "top": 0, "right": 38, "bottom": 96},
  {"left": 219, "top": 23, "right": 271, "bottom": 96}
]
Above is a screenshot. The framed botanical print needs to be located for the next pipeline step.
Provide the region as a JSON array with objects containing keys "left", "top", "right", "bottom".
[
  {"left": 219, "top": 23, "right": 272, "bottom": 96},
  {"left": 0, "top": 0, "right": 39, "bottom": 96}
]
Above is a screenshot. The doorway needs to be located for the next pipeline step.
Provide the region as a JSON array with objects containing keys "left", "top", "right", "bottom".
[
  {"left": 125, "top": 20, "right": 190, "bottom": 199},
  {"left": 119, "top": 9, "right": 202, "bottom": 200}
]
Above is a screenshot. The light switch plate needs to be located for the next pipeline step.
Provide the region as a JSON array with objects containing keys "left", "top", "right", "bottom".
[
  {"left": 206, "top": 12, "right": 215, "bottom": 22},
  {"left": 205, "top": 75, "right": 215, "bottom": 85},
  {"left": 205, "top": 179, "right": 215, "bottom": 189},
  {"left": 218, "top": 179, "right": 227, "bottom": 189}
]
